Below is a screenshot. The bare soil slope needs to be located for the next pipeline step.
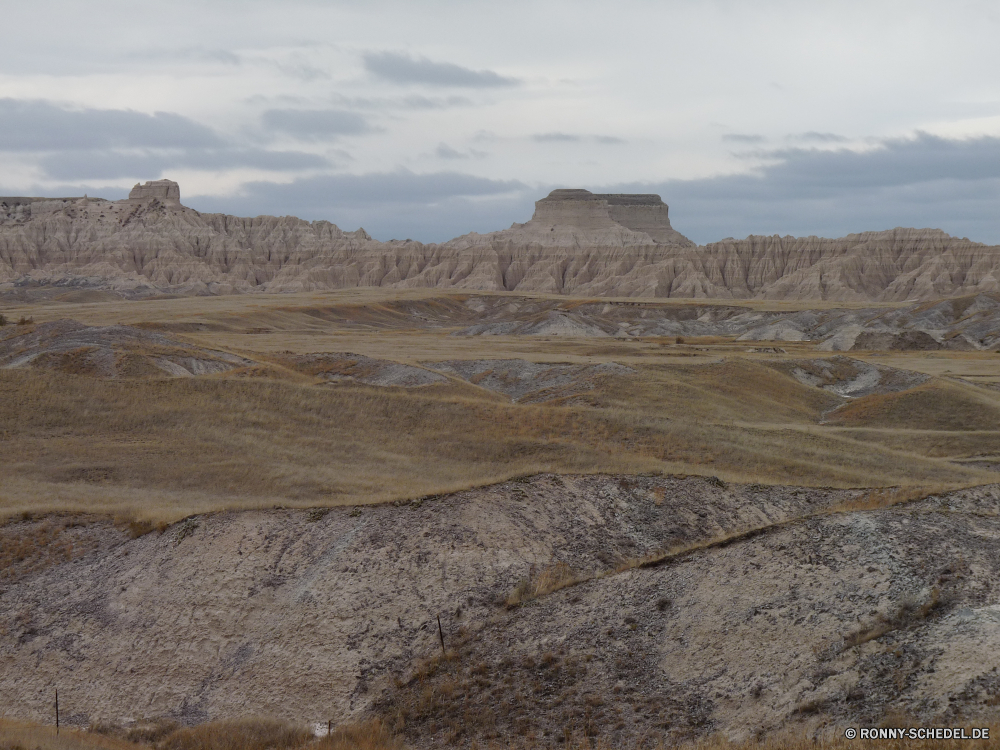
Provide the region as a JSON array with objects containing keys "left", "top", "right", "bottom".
[{"left": 4, "top": 477, "right": 1000, "bottom": 748}]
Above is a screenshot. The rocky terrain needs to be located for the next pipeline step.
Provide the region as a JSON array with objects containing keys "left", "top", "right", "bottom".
[
  {"left": 4, "top": 475, "right": 1000, "bottom": 747},
  {"left": 2, "top": 267, "right": 999, "bottom": 745},
  {"left": 0, "top": 319, "right": 252, "bottom": 378},
  {"left": 2, "top": 181, "right": 999, "bottom": 302},
  {"left": 447, "top": 292, "right": 1000, "bottom": 351}
]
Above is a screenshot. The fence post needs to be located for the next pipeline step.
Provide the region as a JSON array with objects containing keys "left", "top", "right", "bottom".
[{"left": 437, "top": 614, "right": 446, "bottom": 657}]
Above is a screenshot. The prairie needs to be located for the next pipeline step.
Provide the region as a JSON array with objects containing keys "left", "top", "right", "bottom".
[{"left": 1, "top": 289, "right": 997, "bottom": 520}]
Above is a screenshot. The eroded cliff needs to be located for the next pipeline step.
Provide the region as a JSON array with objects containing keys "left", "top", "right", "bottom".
[{"left": 1, "top": 183, "right": 998, "bottom": 301}]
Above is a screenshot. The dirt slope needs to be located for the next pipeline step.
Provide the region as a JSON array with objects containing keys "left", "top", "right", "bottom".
[
  {"left": 0, "top": 320, "right": 252, "bottom": 378},
  {"left": 4, "top": 476, "right": 1000, "bottom": 746}
]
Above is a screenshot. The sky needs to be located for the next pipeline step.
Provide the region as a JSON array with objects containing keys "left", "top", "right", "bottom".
[{"left": 2, "top": 0, "right": 1000, "bottom": 244}]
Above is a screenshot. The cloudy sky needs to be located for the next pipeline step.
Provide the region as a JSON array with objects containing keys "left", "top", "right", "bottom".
[{"left": 3, "top": 0, "right": 1000, "bottom": 244}]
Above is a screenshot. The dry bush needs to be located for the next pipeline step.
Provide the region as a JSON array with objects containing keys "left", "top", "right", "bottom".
[
  {"left": 0, "top": 519, "right": 82, "bottom": 583},
  {"left": 0, "top": 719, "right": 138, "bottom": 750},
  {"left": 125, "top": 718, "right": 179, "bottom": 744},
  {"left": 318, "top": 719, "right": 401, "bottom": 750},
  {"left": 113, "top": 515, "right": 170, "bottom": 539},
  {"left": 507, "top": 562, "right": 580, "bottom": 607},
  {"left": 379, "top": 638, "right": 617, "bottom": 746},
  {"left": 838, "top": 587, "right": 948, "bottom": 652},
  {"left": 477, "top": 726, "right": 1000, "bottom": 749},
  {"left": 827, "top": 485, "right": 943, "bottom": 514},
  {"left": 159, "top": 717, "right": 311, "bottom": 750}
]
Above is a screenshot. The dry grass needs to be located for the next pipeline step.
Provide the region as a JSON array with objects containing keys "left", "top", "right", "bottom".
[
  {"left": 0, "top": 719, "right": 138, "bottom": 750},
  {"left": 826, "top": 381, "right": 1000, "bottom": 431},
  {"left": 5, "top": 717, "right": 997, "bottom": 750},
  {"left": 0, "top": 517, "right": 98, "bottom": 583},
  {"left": 1, "top": 289, "right": 996, "bottom": 521},
  {"left": 837, "top": 587, "right": 948, "bottom": 653},
  {"left": 380, "top": 638, "right": 613, "bottom": 746},
  {"left": 1, "top": 358, "right": 990, "bottom": 522},
  {"left": 827, "top": 485, "right": 944, "bottom": 513},
  {"left": 474, "top": 734, "right": 1000, "bottom": 750},
  {"left": 158, "top": 717, "right": 311, "bottom": 750},
  {"left": 317, "top": 720, "right": 402, "bottom": 750},
  {"left": 506, "top": 562, "right": 581, "bottom": 607}
]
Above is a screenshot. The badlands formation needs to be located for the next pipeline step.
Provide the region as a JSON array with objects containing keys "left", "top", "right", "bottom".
[
  {"left": 2, "top": 180, "right": 999, "bottom": 301},
  {"left": 4, "top": 180, "right": 1000, "bottom": 748}
]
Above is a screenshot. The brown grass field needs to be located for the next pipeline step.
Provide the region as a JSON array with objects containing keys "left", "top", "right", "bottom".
[
  {"left": 0, "top": 289, "right": 997, "bottom": 522},
  {"left": 5, "top": 716, "right": 999, "bottom": 750}
]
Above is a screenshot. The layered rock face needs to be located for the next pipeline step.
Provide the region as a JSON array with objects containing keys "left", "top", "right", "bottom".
[
  {"left": 1, "top": 183, "right": 999, "bottom": 301},
  {"left": 128, "top": 179, "right": 181, "bottom": 206},
  {"left": 454, "top": 188, "right": 695, "bottom": 248}
]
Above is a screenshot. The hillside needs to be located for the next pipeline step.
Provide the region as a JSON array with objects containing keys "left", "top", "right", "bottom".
[
  {"left": 2, "top": 284, "right": 1000, "bottom": 744},
  {"left": 2, "top": 181, "right": 998, "bottom": 301},
  {"left": 6, "top": 477, "right": 1000, "bottom": 747}
]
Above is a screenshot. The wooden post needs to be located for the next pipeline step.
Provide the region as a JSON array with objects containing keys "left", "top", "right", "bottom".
[
  {"left": 327, "top": 720, "right": 331, "bottom": 737},
  {"left": 437, "top": 614, "right": 446, "bottom": 657},
  {"left": 55, "top": 688, "right": 59, "bottom": 734}
]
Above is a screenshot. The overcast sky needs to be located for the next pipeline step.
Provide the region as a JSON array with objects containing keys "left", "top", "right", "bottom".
[{"left": 2, "top": 0, "right": 1000, "bottom": 244}]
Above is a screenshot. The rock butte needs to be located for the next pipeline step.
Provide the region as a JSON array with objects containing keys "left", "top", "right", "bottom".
[
  {"left": 1, "top": 180, "right": 999, "bottom": 301},
  {"left": 128, "top": 178, "right": 181, "bottom": 206}
]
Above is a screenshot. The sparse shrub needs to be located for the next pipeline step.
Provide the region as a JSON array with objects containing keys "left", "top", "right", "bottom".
[
  {"left": 175, "top": 519, "right": 199, "bottom": 544},
  {"left": 0, "top": 313, "right": 6, "bottom": 326},
  {"left": 307, "top": 508, "right": 331, "bottom": 522},
  {"left": 838, "top": 587, "right": 948, "bottom": 653},
  {"left": 319, "top": 719, "right": 401, "bottom": 750},
  {"left": 127, "top": 717, "right": 179, "bottom": 743},
  {"left": 160, "top": 717, "right": 311, "bottom": 750},
  {"left": 507, "top": 562, "right": 579, "bottom": 607},
  {"left": 15, "top": 316, "right": 32, "bottom": 325},
  {"left": 128, "top": 520, "right": 154, "bottom": 538},
  {"left": 87, "top": 720, "right": 123, "bottom": 737},
  {"left": 507, "top": 577, "right": 533, "bottom": 607},
  {"left": 114, "top": 516, "right": 168, "bottom": 539}
]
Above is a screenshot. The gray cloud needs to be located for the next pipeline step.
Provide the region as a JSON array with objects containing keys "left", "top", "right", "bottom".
[
  {"left": 39, "top": 148, "right": 329, "bottom": 181},
  {"left": 758, "top": 132, "right": 1000, "bottom": 192},
  {"left": 260, "top": 109, "right": 372, "bottom": 140},
  {"left": 127, "top": 46, "right": 243, "bottom": 66},
  {"left": 600, "top": 133, "right": 1000, "bottom": 244},
  {"left": 272, "top": 61, "right": 331, "bottom": 82},
  {"left": 533, "top": 133, "right": 580, "bottom": 143},
  {"left": 401, "top": 95, "right": 473, "bottom": 110},
  {"left": 534, "top": 133, "right": 624, "bottom": 144},
  {"left": 190, "top": 170, "right": 528, "bottom": 242},
  {"left": 722, "top": 133, "right": 767, "bottom": 144},
  {"left": 0, "top": 98, "right": 223, "bottom": 151},
  {"left": 793, "top": 131, "right": 849, "bottom": 143},
  {"left": 435, "top": 143, "right": 468, "bottom": 160},
  {"left": 362, "top": 52, "right": 519, "bottom": 88},
  {"left": 326, "top": 94, "right": 472, "bottom": 111},
  {"left": 148, "top": 132, "right": 1000, "bottom": 246}
]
